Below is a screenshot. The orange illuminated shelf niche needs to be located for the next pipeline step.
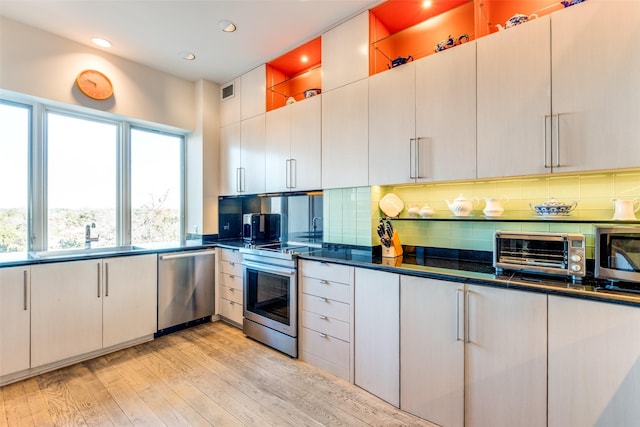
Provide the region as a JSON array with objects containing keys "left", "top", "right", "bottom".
[
  {"left": 267, "top": 37, "right": 321, "bottom": 111},
  {"left": 369, "top": 0, "right": 563, "bottom": 76}
]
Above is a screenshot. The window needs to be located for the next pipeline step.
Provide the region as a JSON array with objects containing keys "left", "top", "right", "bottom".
[
  {"left": 0, "top": 101, "right": 30, "bottom": 252},
  {"left": 0, "top": 96, "right": 186, "bottom": 253},
  {"left": 46, "top": 112, "right": 117, "bottom": 250},
  {"left": 131, "top": 128, "right": 183, "bottom": 243}
]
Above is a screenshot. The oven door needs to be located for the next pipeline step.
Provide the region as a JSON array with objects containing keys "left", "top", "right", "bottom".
[{"left": 243, "top": 260, "right": 297, "bottom": 337}]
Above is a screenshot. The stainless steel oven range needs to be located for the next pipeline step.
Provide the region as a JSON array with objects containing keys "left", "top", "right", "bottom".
[{"left": 240, "top": 243, "right": 313, "bottom": 357}]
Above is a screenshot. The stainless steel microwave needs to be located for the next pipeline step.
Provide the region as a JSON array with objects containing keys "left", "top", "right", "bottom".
[{"left": 595, "top": 226, "right": 640, "bottom": 284}]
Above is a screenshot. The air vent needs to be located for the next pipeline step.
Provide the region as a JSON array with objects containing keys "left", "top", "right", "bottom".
[{"left": 221, "top": 83, "right": 235, "bottom": 100}]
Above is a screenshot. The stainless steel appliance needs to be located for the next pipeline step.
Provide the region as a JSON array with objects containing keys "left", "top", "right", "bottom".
[
  {"left": 595, "top": 226, "right": 640, "bottom": 284},
  {"left": 494, "top": 231, "right": 586, "bottom": 281},
  {"left": 157, "top": 249, "right": 215, "bottom": 335},
  {"left": 240, "top": 242, "right": 315, "bottom": 357},
  {"left": 243, "top": 213, "right": 281, "bottom": 242}
]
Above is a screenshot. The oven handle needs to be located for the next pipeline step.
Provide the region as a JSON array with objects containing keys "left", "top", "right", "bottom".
[{"left": 242, "top": 260, "right": 296, "bottom": 276}]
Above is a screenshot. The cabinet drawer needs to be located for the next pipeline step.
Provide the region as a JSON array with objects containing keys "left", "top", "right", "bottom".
[
  {"left": 301, "top": 293, "right": 349, "bottom": 323},
  {"left": 219, "top": 285, "right": 243, "bottom": 304},
  {"left": 220, "top": 259, "right": 243, "bottom": 276},
  {"left": 220, "top": 271, "right": 243, "bottom": 290},
  {"left": 302, "top": 277, "right": 350, "bottom": 303},
  {"left": 301, "top": 327, "right": 350, "bottom": 380},
  {"left": 219, "top": 249, "right": 243, "bottom": 264},
  {"left": 300, "top": 260, "right": 352, "bottom": 284},
  {"left": 302, "top": 310, "right": 350, "bottom": 342},
  {"left": 219, "top": 298, "right": 243, "bottom": 324}
]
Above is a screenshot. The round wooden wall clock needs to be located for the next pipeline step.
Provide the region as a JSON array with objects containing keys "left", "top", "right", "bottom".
[{"left": 76, "top": 69, "right": 114, "bottom": 100}]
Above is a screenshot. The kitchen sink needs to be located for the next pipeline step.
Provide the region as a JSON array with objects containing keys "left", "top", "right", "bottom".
[{"left": 30, "top": 245, "right": 144, "bottom": 260}]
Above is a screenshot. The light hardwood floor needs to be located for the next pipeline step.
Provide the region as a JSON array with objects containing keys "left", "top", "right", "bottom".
[{"left": 1, "top": 321, "right": 436, "bottom": 426}]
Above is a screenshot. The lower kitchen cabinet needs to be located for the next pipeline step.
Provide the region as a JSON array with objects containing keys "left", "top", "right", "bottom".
[
  {"left": 299, "top": 260, "right": 354, "bottom": 382},
  {"left": 400, "top": 277, "right": 547, "bottom": 427},
  {"left": 0, "top": 266, "right": 31, "bottom": 378},
  {"left": 217, "top": 248, "right": 244, "bottom": 325},
  {"left": 548, "top": 296, "right": 640, "bottom": 427},
  {"left": 354, "top": 267, "right": 399, "bottom": 406},
  {"left": 31, "top": 255, "right": 157, "bottom": 369}
]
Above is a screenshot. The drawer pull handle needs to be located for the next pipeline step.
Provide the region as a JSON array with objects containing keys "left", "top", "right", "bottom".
[
  {"left": 320, "top": 280, "right": 329, "bottom": 284},
  {"left": 229, "top": 301, "right": 235, "bottom": 305},
  {"left": 229, "top": 262, "right": 235, "bottom": 266},
  {"left": 229, "top": 288, "right": 235, "bottom": 292},
  {"left": 320, "top": 315, "right": 328, "bottom": 320},
  {"left": 319, "top": 333, "right": 328, "bottom": 338},
  {"left": 229, "top": 274, "right": 235, "bottom": 279},
  {"left": 323, "top": 298, "right": 330, "bottom": 303}
]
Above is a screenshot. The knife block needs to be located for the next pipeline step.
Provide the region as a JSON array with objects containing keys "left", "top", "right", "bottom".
[{"left": 382, "top": 230, "right": 403, "bottom": 258}]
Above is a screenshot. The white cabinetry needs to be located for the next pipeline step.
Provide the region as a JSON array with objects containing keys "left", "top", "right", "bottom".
[
  {"left": 551, "top": 0, "right": 640, "bottom": 173},
  {"left": 548, "top": 296, "right": 640, "bottom": 427},
  {"left": 400, "top": 277, "right": 547, "bottom": 427},
  {"left": 299, "top": 260, "right": 354, "bottom": 382},
  {"left": 31, "top": 255, "right": 157, "bottom": 368},
  {"left": 219, "top": 115, "right": 266, "bottom": 196},
  {"left": 265, "top": 95, "right": 321, "bottom": 192},
  {"left": 415, "top": 41, "right": 476, "bottom": 182},
  {"left": 0, "top": 266, "right": 30, "bottom": 377},
  {"left": 217, "top": 248, "right": 244, "bottom": 326},
  {"left": 220, "top": 78, "right": 240, "bottom": 127},
  {"left": 321, "top": 79, "right": 369, "bottom": 189},
  {"left": 102, "top": 254, "right": 157, "bottom": 348},
  {"left": 354, "top": 267, "right": 399, "bottom": 406},
  {"left": 368, "top": 62, "right": 417, "bottom": 186},
  {"left": 240, "top": 64, "right": 266, "bottom": 120},
  {"left": 322, "top": 10, "right": 369, "bottom": 92},
  {"left": 476, "top": 16, "right": 551, "bottom": 178}
]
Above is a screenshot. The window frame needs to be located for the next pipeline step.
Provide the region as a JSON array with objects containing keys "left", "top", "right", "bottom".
[{"left": 0, "top": 93, "right": 187, "bottom": 252}]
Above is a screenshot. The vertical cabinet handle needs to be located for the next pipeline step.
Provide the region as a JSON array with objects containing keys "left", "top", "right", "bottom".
[
  {"left": 554, "top": 113, "right": 561, "bottom": 168},
  {"left": 543, "top": 114, "right": 552, "bottom": 168},
  {"left": 415, "top": 137, "right": 425, "bottom": 179},
  {"left": 456, "top": 288, "right": 464, "bottom": 342},
  {"left": 105, "top": 262, "right": 109, "bottom": 297},
  {"left": 409, "top": 138, "right": 416, "bottom": 179},
  {"left": 290, "top": 158, "right": 296, "bottom": 189},
  {"left": 465, "top": 290, "right": 471, "bottom": 344},
  {"left": 97, "top": 263, "right": 101, "bottom": 298},
  {"left": 23, "top": 270, "right": 28, "bottom": 311}
]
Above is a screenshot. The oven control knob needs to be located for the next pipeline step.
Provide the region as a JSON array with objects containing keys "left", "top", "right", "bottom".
[
  {"left": 570, "top": 254, "right": 582, "bottom": 262},
  {"left": 571, "top": 264, "right": 582, "bottom": 272}
]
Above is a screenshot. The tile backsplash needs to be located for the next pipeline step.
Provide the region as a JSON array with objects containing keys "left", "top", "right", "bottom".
[{"left": 324, "top": 169, "right": 640, "bottom": 257}]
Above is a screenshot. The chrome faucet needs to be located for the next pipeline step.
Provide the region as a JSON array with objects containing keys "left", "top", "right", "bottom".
[
  {"left": 85, "top": 223, "right": 99, "bottom": 248},
  {"left": 312, "top": 216, "right": 322, "bottom": 238}
]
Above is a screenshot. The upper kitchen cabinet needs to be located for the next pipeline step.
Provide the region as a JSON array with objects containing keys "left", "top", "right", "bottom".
[
  {"left": 369, "top": 0, "right": 474, "bottom": 76},
  {"left": 322, "top": 11, "right": 369, "bottom": 92},
  {"left": 322, "top": 78, "right": 369, "bottom": 189},
  {"left": 476, "top": 15, "right": 551, "bottom": 178},
  {"left": 219, "top": 115, "right": 266, "bottom": 196},
  {"left": 266, "top": 37, "right": 321, "bottom": 111},
  {"left": 220, "top": 78, "right": 240, "bottom": 127},
  {"left": 550, "top": 0, "right": 640, "bottom": 173},
  {"left": 415, "top": 40, "right": 476, "bottom": 182},
  {"left": 240, "top": 65, "right": 266, "bottom": 120},
  {"left": 265, "top": 95, "right": 321, "bottom": 192}
]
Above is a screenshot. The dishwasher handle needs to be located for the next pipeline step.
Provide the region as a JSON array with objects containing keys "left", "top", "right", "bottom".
[{"left": 159, "top": 249, "right": 216, "bottom": 261}]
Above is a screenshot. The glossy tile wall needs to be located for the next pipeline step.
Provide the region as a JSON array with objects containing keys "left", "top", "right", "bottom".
[{"left": 325, "top": 169, "right": 640, "bottom": 256}]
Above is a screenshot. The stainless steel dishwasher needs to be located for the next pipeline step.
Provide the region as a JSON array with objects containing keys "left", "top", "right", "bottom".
[{"left": 157, "top": 249, "right": 215, "bottom": 335}]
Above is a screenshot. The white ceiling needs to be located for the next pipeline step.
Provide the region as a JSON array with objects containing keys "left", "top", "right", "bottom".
[{"left": 0, "top": 0, "right": 380, "bottom": 84}]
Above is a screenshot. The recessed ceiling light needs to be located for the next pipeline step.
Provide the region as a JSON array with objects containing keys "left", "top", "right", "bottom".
[
  {"left": 179, "top": 51, "right": 196, "bottom": 61},
  {"left": 218, "top": 20, "right": 237, "bottom": 32},
  {"left": 92, "top": 37, "right": 112, "bottom": 48}
]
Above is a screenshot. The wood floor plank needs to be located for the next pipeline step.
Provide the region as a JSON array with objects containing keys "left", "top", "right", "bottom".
[{"left": 1, "top": 321, "right": 436, "bottom": 426}]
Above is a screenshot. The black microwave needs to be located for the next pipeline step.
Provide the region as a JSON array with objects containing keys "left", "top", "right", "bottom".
[
  {"left": 243, "top": 213, "right": 281, "bottom": 242},
  {"left": 595, "top": 226, "right": 640, "bottom": 284}
]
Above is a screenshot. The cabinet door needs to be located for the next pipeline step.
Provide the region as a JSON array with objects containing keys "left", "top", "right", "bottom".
[
  {"left": 102, "top": 255, "right": 157, "bottom": 348},
  {"left": 476, "top": 17, "right": 551, "bottom": 178},
  {"left": 0, "top": 267, "right": 30, "bottom": 376},
  {"left": 31, "top": 260, "right": 103, "bottom": 367},
  {"left": 368, "top": 63, "right": 416, "bottom": 186},
  {"left": 322, "top": 10, "right": 369, "bottom": 92},
  {"left": 354, "top": 268, "right": 399, "bottom": 406},
  {"left": 551, "top": 1, "right": 640, "bottom": 173},
  {"left": 400, "top": 276, "right": 464, "bottom": 427},
  {"left": 240, "top": 64, "right": 266, "bottom": 120},
  {"left": 240, "top": 114, "right": 266, "bottom": 194},
  {"left": 265, "top": 106, "right": 290, "bottom": 193},
  {"left": 465, "top": 285, "right": 547, "bottom": 427},
  {"left": 548, "top": 296, "right": 640, "bottom": 427},
  {"left": 415, "top": 42, "right": 476, "bottom": 182},
  {"left": 321, "top": 79, "right": 369, "bottom": 189},
  {"left": 220, "top": 122, "right": 241, "bottom": 195},
  {"left": 290, "top": 95, "right": 321, "bottom": 191}
]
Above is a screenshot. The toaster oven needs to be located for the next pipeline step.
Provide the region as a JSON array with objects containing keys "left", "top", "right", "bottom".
[{"left": 494, "top": 231, "right": 586, "bottom": 281}]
